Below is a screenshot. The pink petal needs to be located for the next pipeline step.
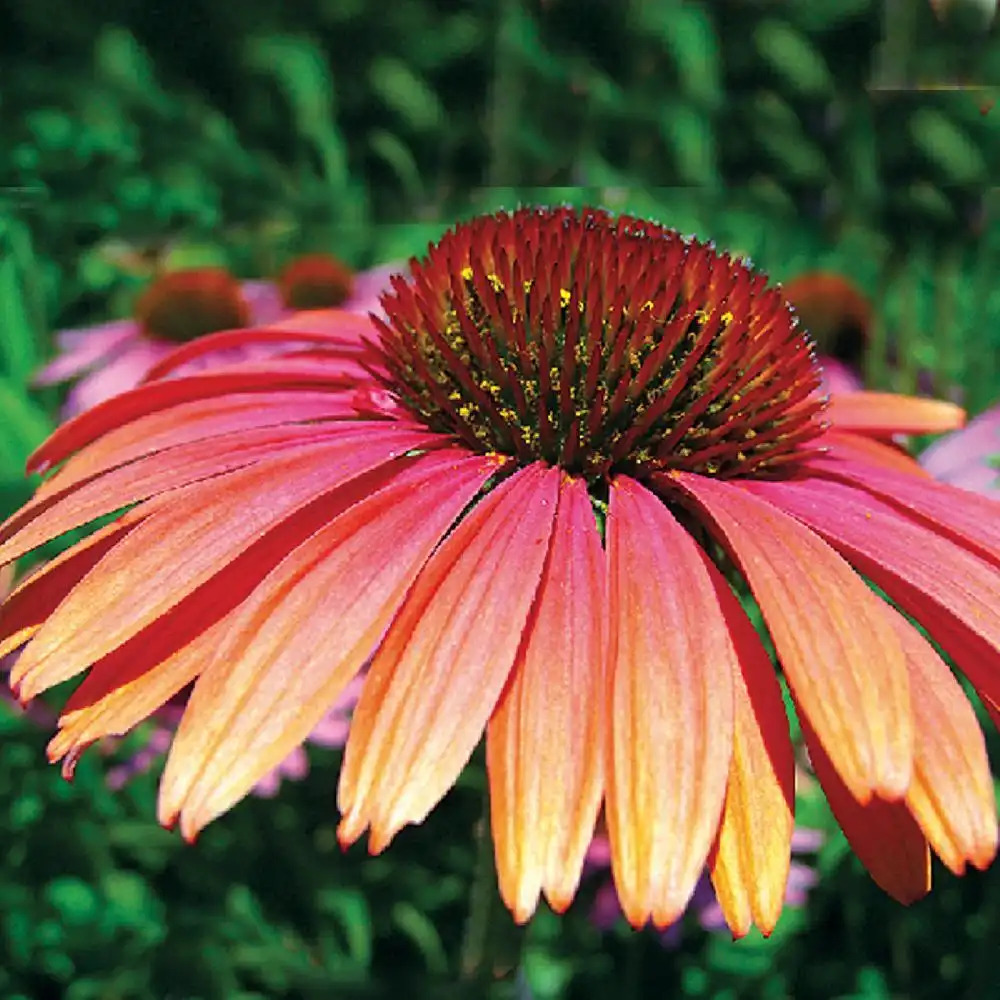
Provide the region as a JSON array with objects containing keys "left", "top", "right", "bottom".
[
  {"left": 338, "top": 463, "right": 559, "bottom": 852},
  {"left": 487, "top": 474, "right": 606, "bottom": 920},
  {"left": 157, "top": 450, "right": 501, "bottom": 837},
  {"left": 34, "top": 320, "right": 139, "bottom": 385}
]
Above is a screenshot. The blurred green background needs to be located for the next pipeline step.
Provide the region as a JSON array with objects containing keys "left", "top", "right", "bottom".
[{"left": 1, "top": 1, "right": 999, "bottom": 997}]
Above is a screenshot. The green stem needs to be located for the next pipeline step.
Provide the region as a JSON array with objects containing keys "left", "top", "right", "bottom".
[
  {"left": 487, "top": 0, "right": 524, "bottom": 189},
  {"left": 459, "top": 807, "right": 526, "bottom": 996}
]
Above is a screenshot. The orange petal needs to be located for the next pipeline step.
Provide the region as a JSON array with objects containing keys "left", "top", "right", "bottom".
[
  {"left": 883, "top": 608, "right": 998, "bottom": 873},
  {"left": 707, "top": 574, "right": 795, "bottom": 939},
  {"left": 158, "top": 451, "right": 501, "bottom": 838},
  {"left": 801, "top": 711, "right": 930, "bottom": 905},
  {"left": 486, "top": 474, "right": 606, "bottom": 922},
  {"left": 822, "top": 431, "right": 928, "bottom": 476},
  {"left": 0, "top": 422, "right": 362, "bottom": 567},
  {"left": 745, "top": 476, "right": 1000, "bottom": 714},
  {"left": 826, "top": 392, "right": 965, "bottom": 436},
  {"left": 671, "top": 472, "right": 912, "bottom": 803},
  {"left": 48, "top": 615, "right": 232, "bottom": 771},
  {"left": 337, "top": 462, "right": 559, "bottom": 852},
  {"left": 0, "top": 514, "right": 140, "bottom": 661},
  {"left": 604, "top": 476, "right": 734, "bottom": 929},
  {"left": 10, "top": 427, "right": 436, "bottom": 700},
  {"left": 27, "top": 364, "right": 372, "bottom": 476}
]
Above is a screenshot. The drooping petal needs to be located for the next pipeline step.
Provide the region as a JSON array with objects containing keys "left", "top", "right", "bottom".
[
  {"left": 707, "top": 575, "right": 795, "bottom": 939},
  {"left": 61, "top": 340, "right": 171, "bottom": 414},
  {"left": 158, "top": 450, "right": 502, "bottom": 839},
  {"left": 487, "top": 474, "right": 606, "bottom": 922},
  {"left": 0, "top": 422, "right": 378, "bottom": 565},
  {"left": 744, "top": 476, "right": 1000, "bottom": 712},
  {"left": 604, "top": 475, "right": 734, "bottom": 929},
  {"left": 34, "top": 320, "right": 138, "bottom": 384},
  {"left": 49, "top": 451, "right": 475, "bottom": 764},
  {"left": 30, "top": 390, "right": 366, "bottom": 497},
  {"left": 882, "top": 607, "right": 997, "bottom": 873},
  {"left": 669, "top": 472, "right": 912, "bottom": 803},
  {"left": 28, "top": 363, "right": 373, "bottom": 475},
  {"left": 801, "top": 712, "right": 930, "bottom": 904},
  {"left": 48, "top": 616, "right": 231, "bottom": 775},
  {"left": 827, "top": 392, "right": 964, "bottom": 436},
  {"left": 11, "top": 427, "right": 440, "bottom": 699},
  {"left": 919, "top": 404, "right": 1000, "bottom": 482},
  {"left": 338, "top": 463, "right": 559, "bottom": 853},
  {"left": 805, "top": 451, "right": 1000, "bottom": 567},
  {"left": 0, "top": 515, "right": 140, "bottom": 661}
]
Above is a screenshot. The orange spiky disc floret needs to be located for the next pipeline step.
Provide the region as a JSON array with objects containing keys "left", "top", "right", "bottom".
[
  {"left": 278, "top": 254, "right": 356, "bottom": 310},
  {"left": 373, "top": 207, "right": 827, "bottom": 483},
  {"left": 135, "top": 268, "right": 251, "bottom": 344}
]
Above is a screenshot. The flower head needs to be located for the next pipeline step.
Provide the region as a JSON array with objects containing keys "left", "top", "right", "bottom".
[
  {"left": 134, "top": 268, "right": 251, "bottom": 344},
  {"left": 2, "top": 207, "right": 997, "bottom": 937},
  {"left": 277, "top": 253, "right": 356, "bottom": 310}
]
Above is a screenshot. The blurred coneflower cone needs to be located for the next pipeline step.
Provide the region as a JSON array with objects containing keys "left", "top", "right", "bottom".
[
  {"left": 783, "top": 271, "right": 871, "bottom": 394},
  {"left": 1, "top": 206, "right": 996, "bottom": 937}
]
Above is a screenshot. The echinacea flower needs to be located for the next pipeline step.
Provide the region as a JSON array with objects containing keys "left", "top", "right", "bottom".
[
  {"left": 919, "top": 402, "right": 1000, "bottom": 499},
  {"left": 2, "top": 206, "right": 998, "bottom": 938},
  {"left": 36, "top": 257, "right": 397, "bottom": 416},
  {"left": 783, "top": 271, "right": 870, "bottom": 394}
]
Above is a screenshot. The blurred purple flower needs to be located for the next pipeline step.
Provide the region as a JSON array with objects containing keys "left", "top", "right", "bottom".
[
  {"left": 584, "top": 825, "right": 824, "bottom": 947},
  {"left": 919, "top": 403, "right": 1000, "bottom": 499}
]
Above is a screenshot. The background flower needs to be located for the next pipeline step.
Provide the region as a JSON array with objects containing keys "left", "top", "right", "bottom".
[
  {"left": 919, "top": 403, "right": 1000, "bottom": 498},
  {"left": 36, "top": 258, "right": 398, "bottom": 416}
]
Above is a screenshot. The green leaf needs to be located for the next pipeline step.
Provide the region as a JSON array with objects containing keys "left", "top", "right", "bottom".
[
  {"left": 390, "top": 902, "right": 449, "bottom": 975},
  {"left": 659, "top": 103, "right": 720, "bottom": 186},
  {"left": 0, "top": 380, "right": 52, "bottom": 474},
  {"left": 93, "top": 27, "right": 159, "bottom": 95},
  {"left": 368, "top": 57, "right": 445, "bottom": 133},
  {"left": 44, "top": 878, "right": 99, "bottom": 927},
  {"left": 908, "top": 108, "right": 988, "bottom": 184},
  {"left": 367, "top": 129, "right": 425, "bottom": 204},
  {"left": 636, "top": 0, "right": 722, "bottom": 109},
  {"left": 243, "top": 35, "right": 349, "bottom": 192},
  {"left": 754, "top": 19, "right": 835, "bottom": 97},
  {"left": 0, "top": 245, "right": 40, "bottom": 381},
  {"left": 317, "top": 888, "right": 373, "bottom": 969}
]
